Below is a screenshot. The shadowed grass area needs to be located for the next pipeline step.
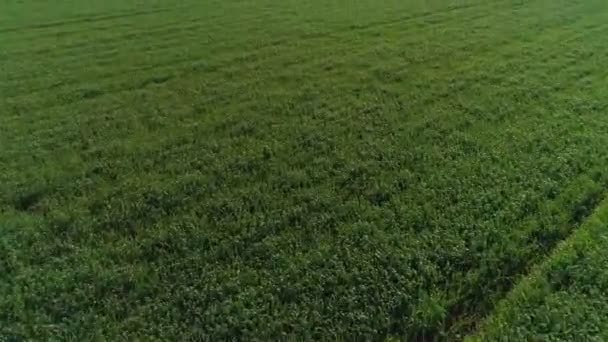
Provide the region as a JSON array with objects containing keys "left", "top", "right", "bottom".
[
  {"left": 2, "top": 0, "right": 608, "bottom": 339},
  {"left": 471, "top": 198, "right": 608, "bottom": 340}
]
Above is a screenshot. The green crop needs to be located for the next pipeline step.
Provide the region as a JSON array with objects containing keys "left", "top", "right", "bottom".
[{"left": 2, "top": 0, "right": 608, "bottom": 339}]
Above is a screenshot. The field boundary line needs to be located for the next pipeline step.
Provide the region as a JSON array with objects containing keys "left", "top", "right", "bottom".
[{"left": 466, "top": 195, "right": 608, "bottom": 340}]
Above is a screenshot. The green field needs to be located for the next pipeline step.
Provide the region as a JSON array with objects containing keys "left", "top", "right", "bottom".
[{"left": 2, "top": 0, "right": 608, "bottom": 339}]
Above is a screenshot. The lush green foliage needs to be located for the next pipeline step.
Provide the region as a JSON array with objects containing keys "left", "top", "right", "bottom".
[
  {"left": 2, "top": 0, "right": 608, "bottom": 339},
  {"left": 472, "top": 199, "right": 608, "bottom": 340}
]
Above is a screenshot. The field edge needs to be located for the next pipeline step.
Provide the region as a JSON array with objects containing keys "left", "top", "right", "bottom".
[{"left": 468, "top": 196, "right": 608, "bottom": 340}]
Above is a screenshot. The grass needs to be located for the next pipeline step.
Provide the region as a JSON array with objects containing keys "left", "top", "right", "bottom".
[
  {"left": 2, "top": 0, "right": 608, "bottom": 339},
  {"left": 471, "top": 198, "right": 608, "bottom": 340}
]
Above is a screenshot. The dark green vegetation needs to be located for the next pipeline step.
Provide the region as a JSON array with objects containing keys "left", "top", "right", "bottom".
[
  {"left": 2, "top": 0, "right": 608, "bottom": 339},
  {"left": 472, "top": 199, "right": 608, "bottom": 340}
]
